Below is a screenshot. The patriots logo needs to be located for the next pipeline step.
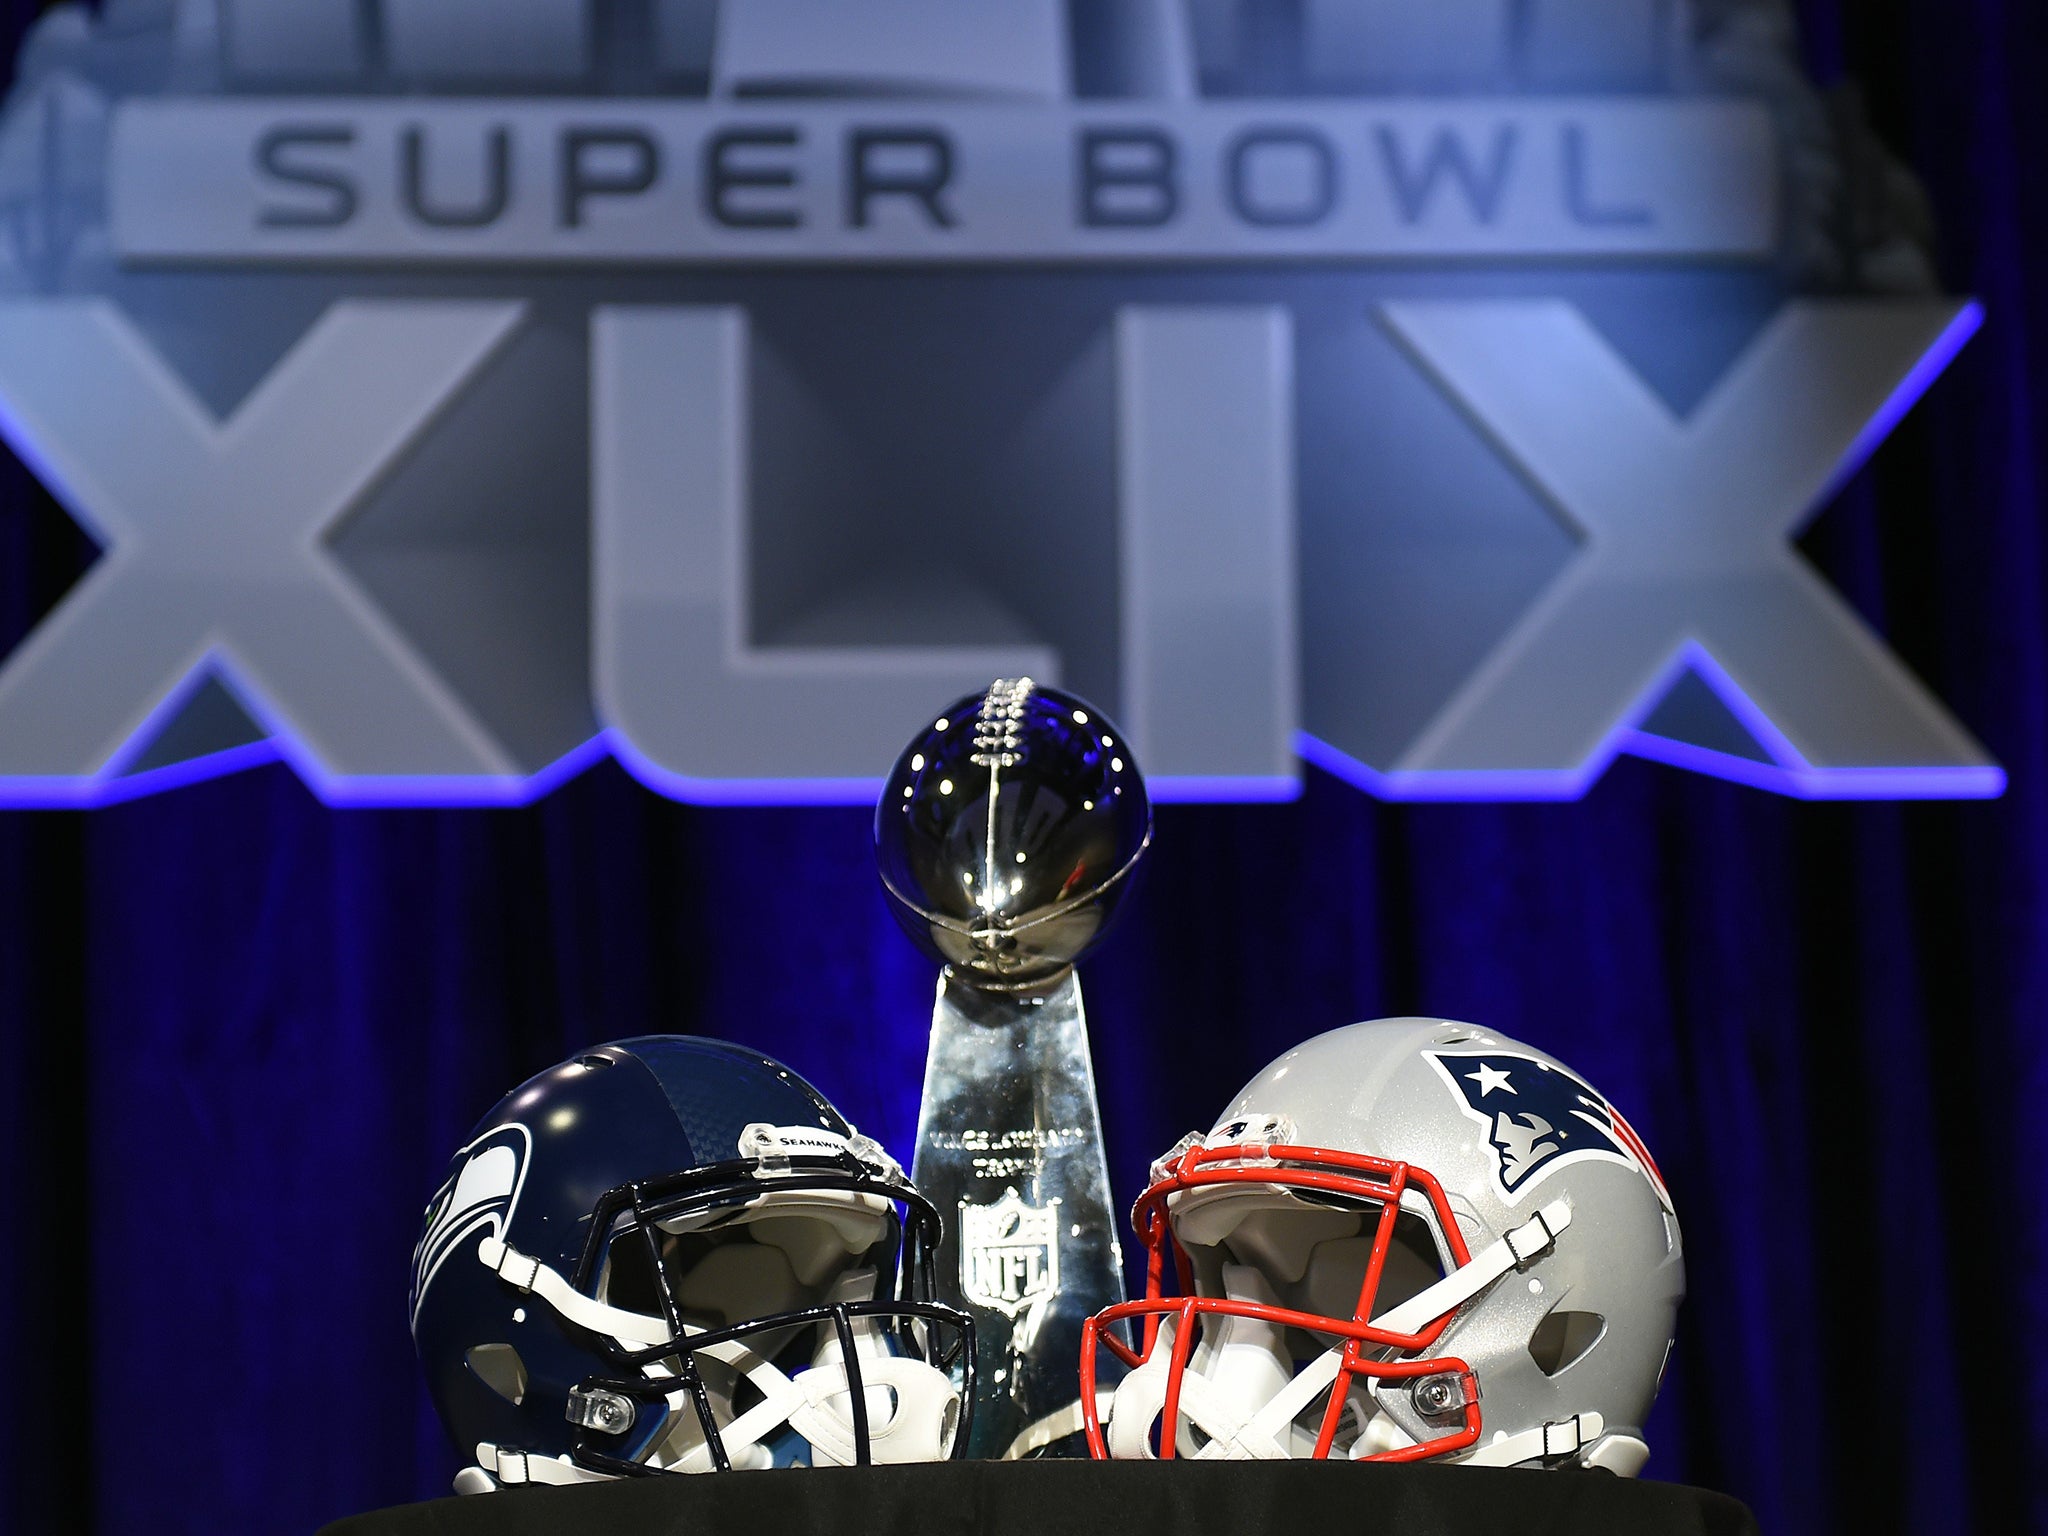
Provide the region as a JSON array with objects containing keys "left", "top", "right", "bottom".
[
  {"left": 1424, "top": 1051, "right": 1671, "bottom": 1210},
  {"left": 410, "top": 1123, "right": 531, "bottom": 1325}
]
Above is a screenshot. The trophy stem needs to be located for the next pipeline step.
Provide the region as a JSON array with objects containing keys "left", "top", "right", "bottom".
[{"left": 911, "top": 969, "right": 1125, "bottom": 1459}]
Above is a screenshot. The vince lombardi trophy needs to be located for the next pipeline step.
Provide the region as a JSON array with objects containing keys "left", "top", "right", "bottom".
[{"left": 876, "top": 678, "right": 1150, "bottom": 1459}]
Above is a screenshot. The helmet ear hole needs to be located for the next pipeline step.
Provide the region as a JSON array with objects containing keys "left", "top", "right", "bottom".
[
  {"left": 1528, "top": 1310, "right": 1606, "bottom": 1377},
  {"left": 466, "top": 1343, "right": 529, "bottom": 1406}
]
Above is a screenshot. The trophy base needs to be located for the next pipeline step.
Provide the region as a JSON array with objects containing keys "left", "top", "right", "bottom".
[{"left": 911, "top": 970, "right": 1126, "bottom": 1460}]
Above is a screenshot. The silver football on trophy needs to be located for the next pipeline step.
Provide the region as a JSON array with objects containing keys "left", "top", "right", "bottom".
[{"left": 877, "top": 679, "right": 1151, "bottom": 991}]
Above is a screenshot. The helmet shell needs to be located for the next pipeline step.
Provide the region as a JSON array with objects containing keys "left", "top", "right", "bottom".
[
  {"left": 1207, "top": 1018, "right": 1683, "bottom": 1457},
  {"left": 410, "top": 1037, "right": 860, "bottom": 1466}
]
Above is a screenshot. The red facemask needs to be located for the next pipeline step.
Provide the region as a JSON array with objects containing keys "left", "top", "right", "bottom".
[{"left": 1081, "top": 1137, "right": 1486, "bottom": 1462}]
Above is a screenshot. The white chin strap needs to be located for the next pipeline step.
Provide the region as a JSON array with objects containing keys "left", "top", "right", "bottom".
[
  {"left": 467, "top": 1444, "right": 613, "bottom": 1490},
  {"left": 469, "top": 1235, "right": 960, "bottom": 1486},
  {"left": 1104, "top": 1200, "right": 1593, "bottom": 1466},
  {"left": 1461, "top": 1410, "right": 1610, "bottom": 1468}
]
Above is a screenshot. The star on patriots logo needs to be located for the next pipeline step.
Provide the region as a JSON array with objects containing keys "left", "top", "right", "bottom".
[{"left": 1465, "top": 1062, "right": 1516, "bottom": 1097}]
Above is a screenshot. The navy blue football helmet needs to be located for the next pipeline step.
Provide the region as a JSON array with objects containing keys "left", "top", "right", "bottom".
[{"left": 411, "top": 1037, "right": 973, "bottom": 1491}]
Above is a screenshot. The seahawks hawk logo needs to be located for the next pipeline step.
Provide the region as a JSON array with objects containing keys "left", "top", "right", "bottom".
[
  {"left": 1425, "top": 1051, "right": 1671, "bottom": 1210},
  {"left": 410, "top": 1123, "right": 531, "bottom": 1325}
]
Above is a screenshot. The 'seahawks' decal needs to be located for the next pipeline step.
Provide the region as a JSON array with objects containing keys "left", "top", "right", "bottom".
[
  {"left": 410, "top": 1123, "right": 531, "bottom": 1325},
  {"left": 1424, "top": 1051, "right": 1672, "bottom": 1210}
]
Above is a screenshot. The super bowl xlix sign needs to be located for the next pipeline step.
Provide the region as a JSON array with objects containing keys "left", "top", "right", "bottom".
[{"left": 0, "top": 0, "right": 2000, "bottom": 806}]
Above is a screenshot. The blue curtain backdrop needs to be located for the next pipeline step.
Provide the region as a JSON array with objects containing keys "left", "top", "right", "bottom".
[{"left": 2, "top": 2, "right": 2045, "bottom": 1533}]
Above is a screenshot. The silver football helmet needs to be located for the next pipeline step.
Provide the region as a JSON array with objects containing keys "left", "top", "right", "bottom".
[{"left": 1082, "top": 1019, "right": 1683, "bottom": 1473}]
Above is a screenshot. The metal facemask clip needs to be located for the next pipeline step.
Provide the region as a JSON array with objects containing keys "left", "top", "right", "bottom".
[
  {"left": 1150, "top": 1132, "right": 1206, "bottom": 1185},
  {"left": 738, "top": 1122, "right": 796, "bottom": 1176},
  {"left": 565, "top": 1387, "right": 638, "bottom": 1437},
  {"left": 1207, "top": 1113, "right": 1297, "bottom": 1168},
  {"left": 846, "top": 1130, "right": 901, "bottom": 1181},
  {"left": 1410, "top": 1371, "right": 1477, "bottom": 1419}
]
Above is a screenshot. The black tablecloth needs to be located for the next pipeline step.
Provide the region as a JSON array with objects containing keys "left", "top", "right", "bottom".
[{"left": 319, "top": 1460, "right": 1760, "bottom": 1536}]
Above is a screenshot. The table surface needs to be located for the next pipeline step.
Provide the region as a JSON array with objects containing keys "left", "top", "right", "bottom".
[{"left": 320, "top": 1458, "right": 1761, "bottom": 1536}]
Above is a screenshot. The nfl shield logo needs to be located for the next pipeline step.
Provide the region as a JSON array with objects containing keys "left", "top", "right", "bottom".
[{"left": 960, "top": 1189, "right": 1061, "bottom": 1318}]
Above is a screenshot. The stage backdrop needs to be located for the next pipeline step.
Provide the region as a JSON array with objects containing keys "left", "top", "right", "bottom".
[
  {"left": 2, "top": 2, "right": 2046, "bottom": 1535},
  {"left": 0, "top": 0, "right": 2005, "bottom": 807}
]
